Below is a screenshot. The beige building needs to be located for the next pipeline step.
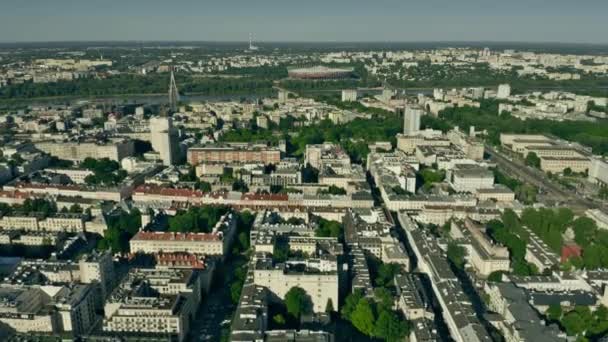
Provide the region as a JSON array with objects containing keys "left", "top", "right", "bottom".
[
  {"left": 35, "top": 139, "right": 134, "bottom": 162},
  {"left": 103, "top": 277, "right": 195, "bottom": 342},
  {"left": 499, "top": 134, "right": 551, "bottom": 151},
  {"left": 523, "top": 145, "right": 585, "bottom": 159},
  {"left": 102, "top": 266, "right": 205, "bottom": 341},
  {"left": 0, "top": 284, "right": 97, "bottom": 337},
  {"left": 79, "top": 251, "right": 116, "bottom": 299},
  {"left": 149, "top": 116, "right": 179, "bottom": 166},
  {"left": 589, "top": 158, "right": 608, "bottom": 186},
  {"left": 187, "top": 144, "right": 280, "bottom": 165},
  {"left": 539, "top": 156, "right": 590, "bottom": 174},
  {"left": 0, "top": 213, "right": 86, "bottom": 233},
  {"left": 130, "top": 212, "right": 236, "bottom": 257},
  {"left": 484, "top": 283, "right": 565, "bottom": 342},
  {"left": 45, "top": 168, "right": 94, "bottom": 184},
  {"left": 397, "top": 134, "right": 450, "bottom": 153},
  {"left": 305, "top": 143, "right": 351, "bottom": 170},
  {"left": 448, "top": 164, "right": 495, "bottom": 193},
  {"left": 253, "top": 257, "right": 339, "bottom": 313},
  {"left": 475, "top": 185, "right": 516, "bottom": 202},
  {"left": 450, "top": 219, "right": 510, "bottom": 277}
]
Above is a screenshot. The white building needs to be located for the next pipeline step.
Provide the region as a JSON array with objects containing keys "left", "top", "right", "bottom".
[
  {"left": 497, "top": 84, "right": 511, "bottom": 99},
  {"left": 34, "top": 139, "right": 134, "bottom": 162},
  {"left": 102, "top": 270, "right": 198, "bottom": 342},
  {"left": 0, "top": 284, "right": 97, "bottom": 337},
  {"left": 130, "top": 212, "right": 236, "bottom": 257},
  {"left": 589, "top": 158, "right": 608, "bottom": 186},
  {"left": 341, "top": 89, "right": 357, "bottom": 102},
  {"left": 253, "top": 256, "right": 339, "bottom": 313},
  {"left": 448, "top": 164, "right": 495, "bottom": 193},
  {"left": 404, "top": 106, "right": 423, "bottom": 135},
  {"left": 150, "top": 116, "right": 179, "bottom": 166}
]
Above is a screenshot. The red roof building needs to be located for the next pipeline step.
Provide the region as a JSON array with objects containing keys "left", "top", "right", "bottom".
[{"left": 561, "top": 243, "right": 582, "bottom": 263}]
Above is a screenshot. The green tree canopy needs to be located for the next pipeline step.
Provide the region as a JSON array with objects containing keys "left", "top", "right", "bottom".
[
  {"left": 525, "top": 152, "right": 540, "bottom": 168},
  {"left": 284, "top": 287, "right": 313, "bottom": 320},
  {"left": 374, "top": 309, "right": 410, "bottom": 342},
  {"left": 351, "top": 298, "right": 376, "bottom": 336},
  {"left": 447, "top": 242, "right": 467, "bottom": 269}
]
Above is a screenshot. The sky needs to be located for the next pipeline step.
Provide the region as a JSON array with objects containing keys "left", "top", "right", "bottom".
[{"left": 1, "top": 0, "right": 607, "bottom": 43}]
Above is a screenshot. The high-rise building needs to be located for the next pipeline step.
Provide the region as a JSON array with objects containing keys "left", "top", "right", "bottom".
[
  {"left": 341, "top": 89, "right": 357, "bottom": 102},
  {"left": 79, "top": 250, "right": 116, "bottom": 299},
  {"left": 278, "top": 90, "right": 288, "bottom": 104},
  {"left": 149, "top": 116, "right": 179, "bottom": 166},
  {"left": 403, "top": 106, "right": 423, "bottom": 135},
  {"left": 497, "top": 84, "right": 511, "bottom": 99},
  {"left": 381, "top": 88, "right": 395, "bottom": 103}
]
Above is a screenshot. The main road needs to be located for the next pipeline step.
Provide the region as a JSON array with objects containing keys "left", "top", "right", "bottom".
[{"left": 485, "top": 145, "right": 601, "bottom": 213}]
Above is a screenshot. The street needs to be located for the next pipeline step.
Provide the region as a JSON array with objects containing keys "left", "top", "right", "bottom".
[{"left": 485, "top": 145, "right": 599, "bottom": 213}]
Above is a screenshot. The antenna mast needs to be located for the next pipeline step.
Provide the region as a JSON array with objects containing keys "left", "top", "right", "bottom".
[{"left": 168, "top": 67, "right": 180, "bottom": 113}]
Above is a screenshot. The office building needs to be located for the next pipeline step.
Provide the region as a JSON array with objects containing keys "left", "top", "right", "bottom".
[
  {"left": 149, "top": 116, "right": 179, "bottom": 166},
  {"left": 341, "top": 89, "right": 357, "bottom": 102},
  {"left": 497, "top": 84, "right": 511, "bottom": 99},
  {"left": 187, "top": 144, "right": 281, "bottom": 166},
  {"left": 404, "top": 106, "right": 423, "bottom": 135},
  {"left": 35, "top": 139, "right": 134, "bottom": 162}
]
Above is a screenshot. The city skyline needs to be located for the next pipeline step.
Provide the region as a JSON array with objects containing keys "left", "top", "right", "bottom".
[
  {"left": 1, "top": 0, "right": 608, "bottom": 44},
  {"left": 0, "top": 4, "right": 608, "bottom": 341}
]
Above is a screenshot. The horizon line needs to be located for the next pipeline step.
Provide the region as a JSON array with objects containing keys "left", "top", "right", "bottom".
[{"left": 1, "top": 39, "right": 608, "bottom": 46}]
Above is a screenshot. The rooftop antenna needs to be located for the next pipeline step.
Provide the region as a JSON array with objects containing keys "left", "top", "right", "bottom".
[{"left": 168, "top": 67, "right": 180, "bottom": 113}]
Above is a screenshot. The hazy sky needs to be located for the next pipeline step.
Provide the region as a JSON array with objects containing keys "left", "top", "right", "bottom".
[{"left": 1, "top": 0, "right": 607, "bottom": 43}]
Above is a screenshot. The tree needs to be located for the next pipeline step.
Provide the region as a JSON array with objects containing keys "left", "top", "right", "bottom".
[
  {"left": 487, "top": 271, "right": 504, "bottom": 282},
  {"left": 20, "top": 198, "right": 57, "bottom": 217},
  {"left": 68, "top": 203, "right": 83, "bottom": 213},
  {"left": 588, "top": 305, "right": 608, "bottom": 336},
  {"left": 341, "top": 290, "right": 364, "bottom": 320},
  {"left": 525, "top": 152, "right": 541, "bottom": 168},
  {"left": 375, "top": 263, "right": 401, "bottom": 288},
  {"left": 272, "top": 314, "right": 286, "bottom": 326},
  {"left": 374, "top": 287, "right": 394, "bottom": 311},
  {"left": 273, "top": 242, "right": 289, "bottom": 263},
  {"left": 232, "top": 179, "right": 249, "bottom": 193},
  {"left": 99, "top": 208, "right": 141, "bottom": 253},
  {"left": 582, "top": 244, "right": 604, "bottom": 270},
  {"left": 447, "top": 243, "right": 466, "bottom": 269},
  {"left": 599, "top": 187, "right": 608, "bottom": 200},
  {"left": 168, "top": 206, "right": 229, "bottom": 233},
  {"left": 81, "top": 157, "right": 126, "bottom": 186},
  {"left": 325, "top": 299, "right": 335, "bottom": 314},
  {"left": 561, "top": 308, "right": 589, "bottom": 336},
  {"left": 302, "top": 164, "right": 319, "bottom": 183},
  {"left": 501, "top": 209, "right": 521, "bottom": 232},
  {"left": 374, "top": 309, "right": 410, "bottom": 342},
  {"left": 237, "top": 232, "right": 250, "bottom": 252},
  {"left": 546, "top": 304, "right": 563, "bottom": 322},
  {"left": 351, "top": 298, "right": 376, "bottom": 336},
  {"left": 564, "top": 167, "right": 573, "bottom": 176},
  {"left": 196, "top": 181, "right": 212, "bottom": 192},
  {"left": 317, "top": 185, "right": 347, "bottom": 195},
  {"left": 179, "top": 165, "right": 198, "bottom": 182},
  {"left": 419, "top": 168, "right": 445, "bottom": 189},
  {"left": 230, "top": 281, "right": 243, "bottom": 304},
  {"left": 284, "top": 287, "right": 312, "bottom": 320},
  {"left": 572, "top": 217, "right": 597, "bottom": 247},
  {"left": 315, "top": 219, "right": 343, "bottom": 238},
  {"left": 515, "top": 184, "right": 537, "bottom": 204}
]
